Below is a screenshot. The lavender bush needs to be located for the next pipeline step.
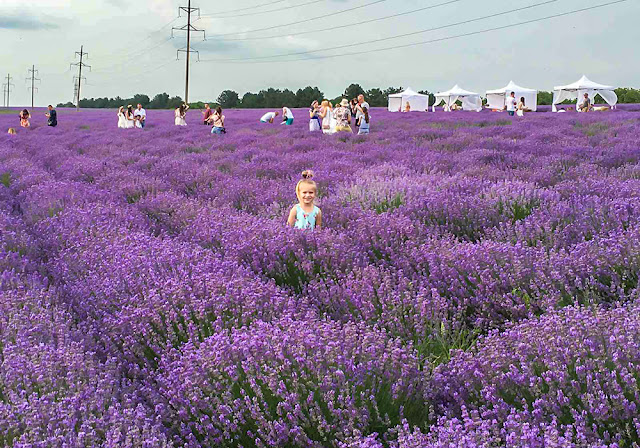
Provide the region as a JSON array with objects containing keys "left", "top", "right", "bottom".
[{"left": 1, "top": 106, "right": 640, "bottom": 446}]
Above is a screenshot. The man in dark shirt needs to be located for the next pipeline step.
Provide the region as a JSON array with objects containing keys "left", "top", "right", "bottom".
[{"left": 46, "top": 105, "right": 57, "bottom": 127}]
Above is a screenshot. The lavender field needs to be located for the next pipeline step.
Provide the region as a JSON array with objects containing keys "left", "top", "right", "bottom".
[{"left": 2, "top": 107, "right": 640, "bottom": 447}]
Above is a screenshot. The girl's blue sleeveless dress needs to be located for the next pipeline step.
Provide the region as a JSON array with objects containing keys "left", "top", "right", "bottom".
[{"left": 294, "top": 204, "right": 320, "bottom": 230}]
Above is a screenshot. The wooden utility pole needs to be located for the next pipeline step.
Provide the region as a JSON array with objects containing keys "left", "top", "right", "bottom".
[
  {"left": 172, "top": 0, "right": 205, "bottom": 104},
  {"left": 70, "top": 46, "right": 91, "bottom": 111},
  {"left": 26, "top": 65, "right": 40, "bottom": 108}
]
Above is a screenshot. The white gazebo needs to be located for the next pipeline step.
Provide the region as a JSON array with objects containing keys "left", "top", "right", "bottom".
[
  {"left": 486, "top": 81, "right": 538, "bottom": 111},
  {"left": 433, "top": 85, "right": 482, "bottom": 112},
  {"left": 552, "top": 75, "right": 618, "bottom": 112},
  {"left": 387, "top": 88, "right": 430, "bottom": 112}
]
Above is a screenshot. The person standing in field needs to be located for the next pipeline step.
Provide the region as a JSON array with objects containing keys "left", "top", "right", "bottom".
[
  {"left": 516, "top": 97, "right": 526, "bottom": 117},
  {"left": 45, "top": 105, "right": 57, "bottom": 127},
  {"left": 209, "top": 106, "right": 226, "bottom": 134},
  {"left": 19, "top": 109, "right": 30, "bottom": 128},
  {"left": 202, "top": 104, "right": 213, "bottom": 125},
  {"left": 355, "top": 94, "right": 370, "bottom": 131},
  {"left": 134, "top": 103, "right": 146, "bottom": 128},
  {"left": 333, "top": 99, "right": 352, "bottom": 133},
  {"left": 505, "top": 91, "right": 516, "bottom": 116},
  {"left": 117, "top": 106, "right": 127, "bottom": 128},
  {"left": 260, "top": 111, "right": 279, "bottom": 123},
  {"left": 125, "top": 105, "right": 135, "bottom": 129},
  {"left": 287, "top": 170, "right": 322, "bottom": 230},
  {"left": 175, "top": 103, "right": 189, "bottom": 126},
  {"left": 319, "top": 100, "right": 334, "bottom": 134},
  {"left": 579, "top": 93, "right": 592, "bottom": 112},
  {"left": 281, "top": 106, "right": 294, "bottom": 125},
  {"left": 309, "top": 101, "right": 321, "bottom": 132},
  {"left": 358, "top": 106, "right": 370, "bottom": 135}
]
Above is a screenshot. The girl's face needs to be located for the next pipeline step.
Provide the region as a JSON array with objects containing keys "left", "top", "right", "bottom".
[{"left": 298, "top": 185, "right": 316, "bottom": 204}]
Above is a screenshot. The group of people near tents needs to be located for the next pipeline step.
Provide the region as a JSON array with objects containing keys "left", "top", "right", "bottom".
[
  {"left": 389, "top": 76, "right": 618, "bottom": 114},
  {"left": 260, "top": 95, "right": 371, "bottom": 134}
]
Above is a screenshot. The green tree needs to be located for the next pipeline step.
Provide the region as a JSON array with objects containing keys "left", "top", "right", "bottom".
[
  {"left": 132, "top": 94, "right": 150, "bottom": 106},
  {"left": 418, "top": 90, "right": 436, "bottom": 106},
  {"left": 295, "top": 86, "right": 324, "bottom": 107},
  {"left": 366, "top": 88, "right": 386, "bottom": 107},
  {"left": 260, "top": 88, "right": 283, "bottom": 107},
  {"left": 343, "top": 83, "right": 365, "bottom": 100},
  {"left": 150, "top": 93, "right": 170, "bottom": 109},
  {"left": 167, "top": 96, "right": 184, "bottom": 110},
  {"left": 241, "top": 92, "right": 262, "bottom": 108},
  {"left": 217, "top": 90, "right": 239, "bottom": 108},
  {"left": 384, "top": 86, "right": 403, "bottom": 96},
  {"left": 537, "top": 91, "right": 553, "bottom": 105},
  {"left": 281, "top": 88, "right": 297, "bottom": 107}
]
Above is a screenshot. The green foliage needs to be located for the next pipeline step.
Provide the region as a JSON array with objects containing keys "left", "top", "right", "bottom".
[
  {"left": 67, "top": 83, "right": 640, "bottom": 110},
  {"left": 343, "top": 83, "right": 365, "bottom": 100},
  {"left": 217, "top": 90, "right": 240, "bottom": 108},
  {"left": 0, "top": 172, "right": 10, "bottom": 188}
]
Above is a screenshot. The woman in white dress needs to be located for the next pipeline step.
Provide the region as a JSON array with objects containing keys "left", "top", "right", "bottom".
[
  {"left": 174, "top": 104, "right": 189, "bottom": 126},
  {"left": 319, "top": 100, "right": 334, "bottom": 135},
  {"left": 124, "top": 105, "right": 135, "bottom": 129},
  {"left": 117, "top": 106, "right": 127, "bottom": 129}
]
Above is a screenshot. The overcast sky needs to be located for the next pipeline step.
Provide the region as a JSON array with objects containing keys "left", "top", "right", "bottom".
[{"left": 1, "top": 0, "right": 638, "bottom": 107}]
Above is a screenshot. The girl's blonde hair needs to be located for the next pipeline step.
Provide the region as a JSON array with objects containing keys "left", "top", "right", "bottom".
[
  {"left": 296, "top": 170, "right": 317, "bottom": 200},
  {"left": 7, "top": 128, "right": 16, "bottom": 135},
  {"left": 321, "top": 100, "right": 330, "bottom": 108}
]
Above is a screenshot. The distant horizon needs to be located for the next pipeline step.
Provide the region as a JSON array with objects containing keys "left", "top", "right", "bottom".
[{"left": 2, "top": 0, "right": 638, "bottom": 107}]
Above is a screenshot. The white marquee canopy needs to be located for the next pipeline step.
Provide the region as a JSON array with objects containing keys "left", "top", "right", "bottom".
[
  {"left": 433, "top": 85, "right": 482, "bottom": 112},
  {"left": 387, "top": 88, "right": 429, "bottom": 112},
  {"left": 486, "top": 80, "right": 538, "bottom": 111},
  {"left": 552, "top": 75, "right": 618, "bottom": 112}
]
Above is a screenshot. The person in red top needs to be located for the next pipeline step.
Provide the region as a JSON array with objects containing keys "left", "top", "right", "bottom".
[{"left": 202, "top": 104, "right": 213, "bottom": 125}]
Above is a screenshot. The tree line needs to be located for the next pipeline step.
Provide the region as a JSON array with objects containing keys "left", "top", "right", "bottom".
[{"left": 60, "top": 84, "right": 640, "bottom": 109}]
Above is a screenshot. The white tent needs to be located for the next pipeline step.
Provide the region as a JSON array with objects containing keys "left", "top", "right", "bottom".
[
  {"left": 387, "top": 88, "right": 429, "bottom": 112},
  {"left": 433, "top": 85, "right": 482, "bottom": 112},
  {"left": 552, "top": 75, "right": 617, "bottom": 112},
  {"left": 486, "top": 80, "right": 538, "bottom": 112}
]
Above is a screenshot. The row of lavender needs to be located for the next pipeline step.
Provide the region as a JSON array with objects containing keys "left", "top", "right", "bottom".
[{"left": 1, "top": 108, "right": 640, "bottom": 447}]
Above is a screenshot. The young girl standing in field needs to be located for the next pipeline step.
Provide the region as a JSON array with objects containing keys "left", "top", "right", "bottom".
[{"left": 287, "top": 170, "right": 322, "bottom": 230}]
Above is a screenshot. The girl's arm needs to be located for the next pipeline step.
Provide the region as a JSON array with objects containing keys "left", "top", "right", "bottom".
[
  {"left": 287, "top": 207, "right": 297, "bottom": 227},
  {"left": 315, "top": 209, "right": 322, "bottom": 229}
]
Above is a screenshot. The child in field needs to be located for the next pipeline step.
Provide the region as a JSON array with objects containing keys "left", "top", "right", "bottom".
[
  {"left": 358, "top": 106, "right": 370, "bottom": 135},
  {"left": 7, "top": 128, "right": 17, "bottom": 135},
  {"left": 19, "top": 109, "right": 30, "bottom": 128},
  {"left": 287, "top": 170, "right": 322, "bottom": 230}
]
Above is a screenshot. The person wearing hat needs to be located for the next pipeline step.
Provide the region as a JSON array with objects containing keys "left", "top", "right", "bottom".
[{"left": 333, "top": 99, "right": 352, "bottom": 133}]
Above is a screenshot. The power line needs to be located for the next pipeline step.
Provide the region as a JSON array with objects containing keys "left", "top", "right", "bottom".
[
  {"left": 70, "top": 45, "right": 91, "bottom": 111},
  {"left": 200, "top": 0, "right": 325, "bottom": 18},
  {"left": 92, "top": 37, "right": 174, "bottom": 76},
  {"left": 204, "top": 0, "right": 389, "bottom": 37},
  {"left": 209, "top": 0, "right": 287, "bottom": 15},
  {"left": 200, "top": 0, "right": 557, "bottom": 62},
  {"left": 209, "top": 0, "right": 463, "bottom": 42},
  {"left": 172, "top": 0, "right": 206, "bottom": 104},
  {"left": 26, "top": 65, "right": 41, "bottom": 108},
  {"left": 99, "top": 17, "right": 179, "bottom": 62},
  {"left": 200, "top": 0, "right": 629, "bottom": 63},
  {"left": 3, "top": 74, "right": 15, "bottom": 108}
]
